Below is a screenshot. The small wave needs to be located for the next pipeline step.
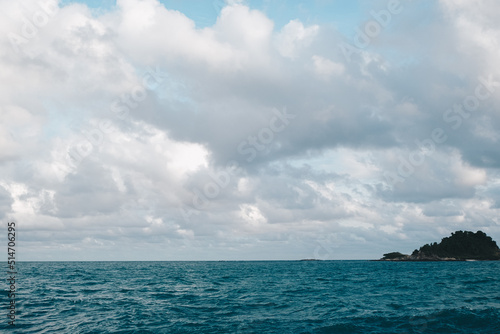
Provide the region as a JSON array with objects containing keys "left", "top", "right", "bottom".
[{"left": 12, "top": 261, "right": 500, "bottom": 333}]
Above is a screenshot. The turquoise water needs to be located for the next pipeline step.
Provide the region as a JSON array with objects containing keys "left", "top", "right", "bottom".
[{"left": 6, "top": 261, "right": 500, "bottom": 333}]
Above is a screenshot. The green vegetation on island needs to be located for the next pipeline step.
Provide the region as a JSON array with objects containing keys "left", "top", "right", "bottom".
[{"left": 380, "top": 230, "right": 500, "bottom": 261}]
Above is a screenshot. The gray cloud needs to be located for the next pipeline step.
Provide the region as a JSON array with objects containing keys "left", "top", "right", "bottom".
[
  {"left": 1, "top": 0, "right": 500, "bottom": 260},
  {"left": 0, "top": 185, "right": 13, "bottom": 219}
]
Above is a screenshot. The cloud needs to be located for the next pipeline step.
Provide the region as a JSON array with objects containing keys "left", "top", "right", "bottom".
[
  {"left": 0, "top": 185, "right": 13, "bottom": 219},
  {"left": 0, "top": 0, "right": 499, "bottom": 260},
  {"left": 275, "top": 19, "right": 318, "bottom": 59},
  {"left": 312, "top": 55, "right": 345, "bottom": 79}
]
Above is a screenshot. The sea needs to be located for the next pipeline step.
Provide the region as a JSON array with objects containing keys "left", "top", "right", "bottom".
[{"left": 5, "top": 261, "right": 500, "bottom": 333}]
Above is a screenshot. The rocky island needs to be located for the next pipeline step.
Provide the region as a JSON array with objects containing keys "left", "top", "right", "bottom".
[{"left": 379, "top": 230, "right": 500, "bottom": 261}]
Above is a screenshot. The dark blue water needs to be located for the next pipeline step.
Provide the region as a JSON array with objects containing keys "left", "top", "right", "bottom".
[{"left": 5, "top": 261, "right": 500, "bottom": 333}]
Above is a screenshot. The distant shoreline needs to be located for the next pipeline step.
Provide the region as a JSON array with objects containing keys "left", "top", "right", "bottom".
[
  {"left": 373, "top": 258, "right": 500, "bottom": 262},
  {"left": 12, "top": 259, "right": 500, "bottom": 263}
]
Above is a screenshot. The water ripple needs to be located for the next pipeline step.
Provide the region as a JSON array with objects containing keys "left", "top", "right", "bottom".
[{"left": 4, "top": 261, "right": 500, "bottom": 333}]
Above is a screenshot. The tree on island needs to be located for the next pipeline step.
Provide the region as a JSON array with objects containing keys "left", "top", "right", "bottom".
[
  {"left": 382, "top": 252, "right": 407, "bottom": 260},
  {"left": 417, "top": 230, "right": 500, "bottom": 260},
  {"left": 381, "top": 230, "right": 500, "bottom": 261}
]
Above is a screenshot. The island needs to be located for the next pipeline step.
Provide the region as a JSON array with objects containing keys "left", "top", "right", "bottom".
[{"left": 378, "top": 230, "right": 500, "bottom": 261}]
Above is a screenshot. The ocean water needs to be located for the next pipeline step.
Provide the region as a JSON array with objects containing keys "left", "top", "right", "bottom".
[{"left": 5, "top": 261, "right": 500, "bottom": 333}]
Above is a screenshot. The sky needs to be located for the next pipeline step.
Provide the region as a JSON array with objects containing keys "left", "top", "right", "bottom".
[{"left": 1, "top": 0, "right": 500, "bottom": 261}]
